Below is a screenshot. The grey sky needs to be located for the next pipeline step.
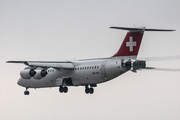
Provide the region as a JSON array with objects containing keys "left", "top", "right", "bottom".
[{"left": 0, "top": 0, "right": 180, "bottom": 120}]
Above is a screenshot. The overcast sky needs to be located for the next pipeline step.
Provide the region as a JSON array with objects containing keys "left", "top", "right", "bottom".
[{"left": 0, "top": 0, "right": 180, "bottom": 120}]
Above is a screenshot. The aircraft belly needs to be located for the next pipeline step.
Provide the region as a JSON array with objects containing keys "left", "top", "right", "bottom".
[{"left": 71, "top": 71, "right": 104, "bottom": 85}]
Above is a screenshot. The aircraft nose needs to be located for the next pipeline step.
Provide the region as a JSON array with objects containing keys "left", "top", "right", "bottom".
[{"left": 17, "top": 78, "right": 22, "bottom": 86}]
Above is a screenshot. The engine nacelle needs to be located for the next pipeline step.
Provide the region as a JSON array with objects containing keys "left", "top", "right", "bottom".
[
  {"left": 20, "top": 69, "right": 36, "bottom": 79},
  {"left": 33, "top": 69, "right": 47, "bottom": 79}
]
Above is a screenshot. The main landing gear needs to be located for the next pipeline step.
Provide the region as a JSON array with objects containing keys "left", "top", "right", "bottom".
[
  {"left": 24, "top": 88, "right": 30, "bottom": 95},
  {"left": 85, "top": 85, "right": 94, "bottom": 94},
  {"left": 59, "top": 86, "right": 68, "bottom": 93}
]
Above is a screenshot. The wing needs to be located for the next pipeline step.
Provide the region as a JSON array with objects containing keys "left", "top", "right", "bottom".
[{"left": 6, "top": 61, "right": 75, "bottom": 69}]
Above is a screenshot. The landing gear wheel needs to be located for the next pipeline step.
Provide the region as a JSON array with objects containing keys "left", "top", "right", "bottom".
[
  {"left": 85, "top": 88, "right": 90, "bottom": 94},
  {"left": 59, "top": 86, "right": 68, "bottom": 93},
  {"left": 63, "top": 87, "right": 68, "bottom": 93},
  {"left": 89, "top": 88, "right": 94, "bottom": 94},
  {"left": 24, "top": 91, "right": 30, "bottom": 95},
  {"left": 85, "top": 85, "right": 94, "bottom": 94},
  {"left": 59, "top": 86, "right": 64, "bottom": 93}
]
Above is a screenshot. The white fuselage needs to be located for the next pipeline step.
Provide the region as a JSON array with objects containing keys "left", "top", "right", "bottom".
[
  {"left": 8, "top": 26, "right": 174, "bottom": 95},
  {"left": 17, "top": 57, "right": 128, "bottom": 88}
]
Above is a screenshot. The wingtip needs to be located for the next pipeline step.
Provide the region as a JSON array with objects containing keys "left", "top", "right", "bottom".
[
  {"left": 6, "top": 61, "right": 25, "bottom": 63},
  {"left": 6, "top": 61, "right": 12, "bottom": 63}
]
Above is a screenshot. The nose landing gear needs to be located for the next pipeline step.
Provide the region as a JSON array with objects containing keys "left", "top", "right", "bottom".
[{"left": 24, "top": 88, "right": 30, "bottom": 95}]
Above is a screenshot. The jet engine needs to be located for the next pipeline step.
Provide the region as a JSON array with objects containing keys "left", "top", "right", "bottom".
[
  {"left": 20, "top": 69, "right": 36, "bottom": 79},
  {"left": 33, "top": 69, "right": 47, "bottom": 79}
]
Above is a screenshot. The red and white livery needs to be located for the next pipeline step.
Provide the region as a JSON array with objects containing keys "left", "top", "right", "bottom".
[{"left": 7, "top": 26, "right": 174, "bottom": 95}]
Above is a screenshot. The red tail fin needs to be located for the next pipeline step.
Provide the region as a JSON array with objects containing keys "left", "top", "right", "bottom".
[
  {"left": 111, "top": 26, "right": 174, "bottom": 57},
  {"left": 113, "top": 31, "right": 144, "bottom": 57}
]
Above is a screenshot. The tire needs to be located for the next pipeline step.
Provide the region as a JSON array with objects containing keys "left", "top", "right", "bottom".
[
  {"left": 24, "top": 91, "right": 29, "bottom": 95},
  {"left": 63, "top": 87, "right": 68, "bottom": 93},
  {"left": 89, "top": 88, "right": 94, "bottom": 94},
  {"left": 59, "top": 86, "right": 64, "bottom": 93},
  {"left": 85, "top": 88, "right": 90, "bottom": 94}
]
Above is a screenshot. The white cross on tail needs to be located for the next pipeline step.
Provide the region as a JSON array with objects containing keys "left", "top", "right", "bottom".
[{"left": 126, "top": 36, "right": 136, "bottom": 52}]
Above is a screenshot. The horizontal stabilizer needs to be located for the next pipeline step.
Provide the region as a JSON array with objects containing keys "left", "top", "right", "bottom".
[{"left": 110, "top": 27, "right": 175, "bottom": 32}]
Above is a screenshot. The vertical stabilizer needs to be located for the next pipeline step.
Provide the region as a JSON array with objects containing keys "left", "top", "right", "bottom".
[
  {"left": 112, "top": 28, "right": 144, "bottom": 58},
  {"left": 110, "top": 26, "right": 174, "bottom": 58}
]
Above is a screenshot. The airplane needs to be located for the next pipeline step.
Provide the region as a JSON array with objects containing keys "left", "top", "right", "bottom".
[{"left": 7, "top": 26, "right": 175, "bottom": 95}]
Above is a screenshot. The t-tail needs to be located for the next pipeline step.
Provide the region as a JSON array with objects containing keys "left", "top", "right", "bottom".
[{"left": 111, "top": 26, "right": 175, "bottom": 59}]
